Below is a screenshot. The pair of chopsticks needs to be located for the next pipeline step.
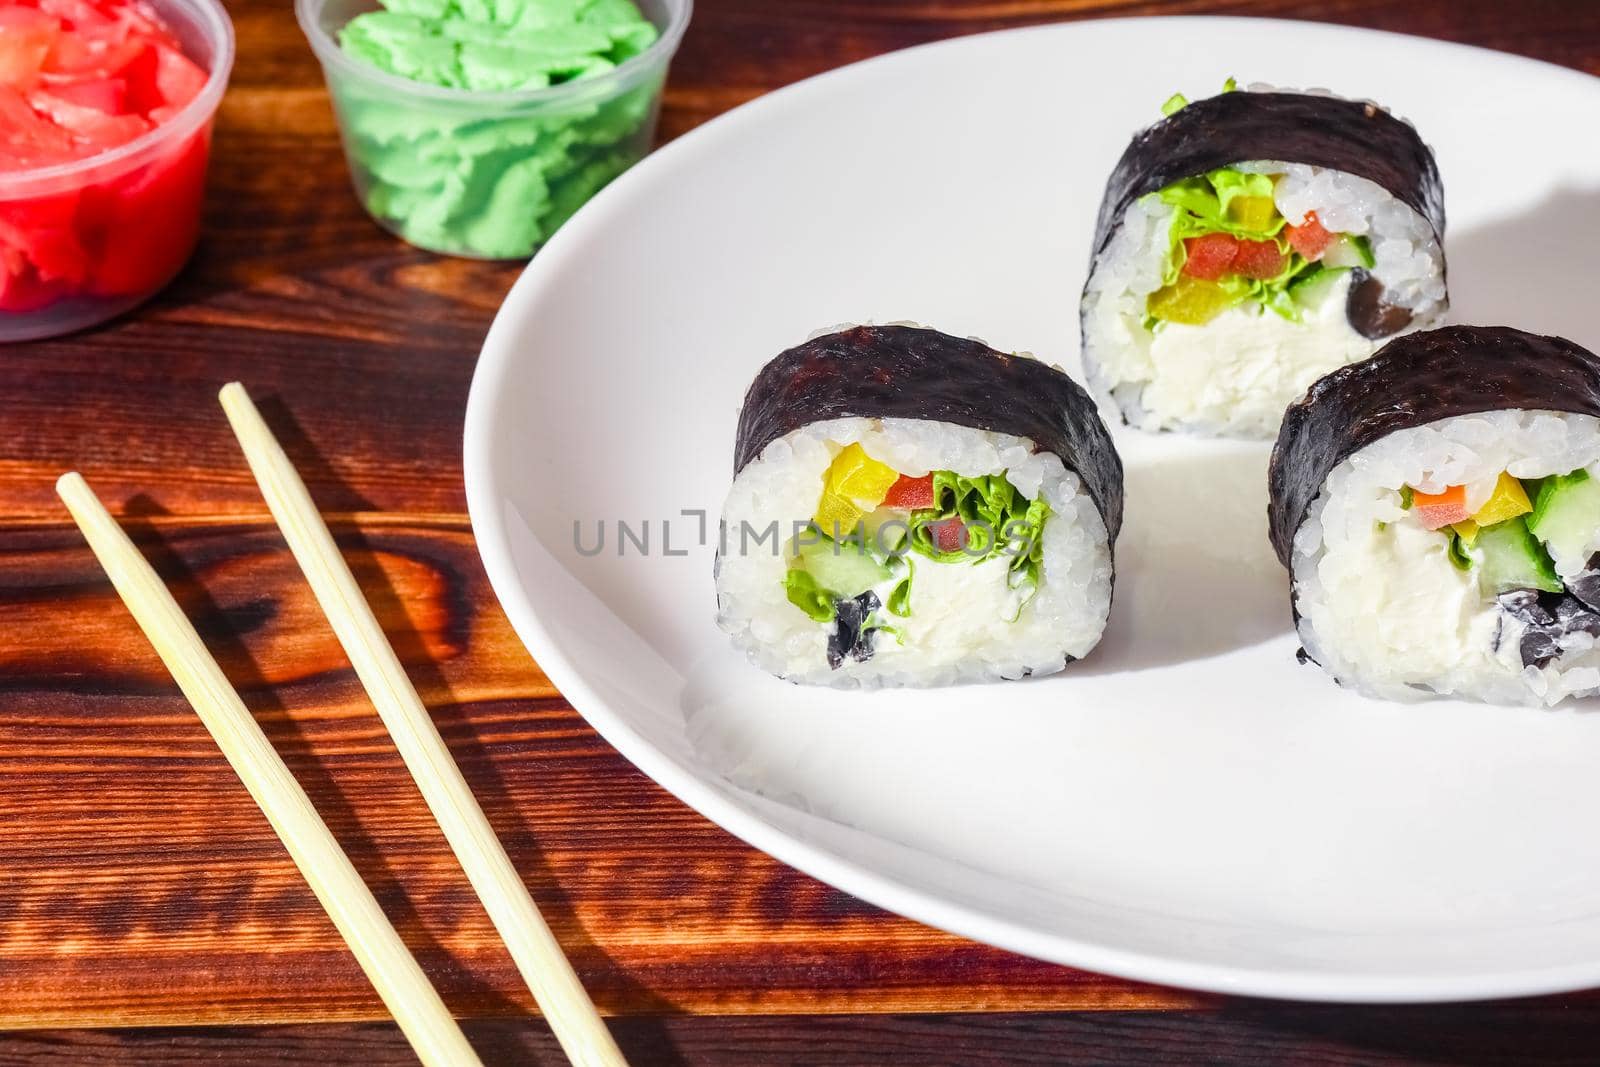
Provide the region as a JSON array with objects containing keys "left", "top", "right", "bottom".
[{"left": 58, "top": 384, "right": 626, "bottom": 1067}]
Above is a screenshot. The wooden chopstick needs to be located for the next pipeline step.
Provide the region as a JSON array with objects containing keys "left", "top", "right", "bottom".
[
  {"left": 55, "top": 472, "right": 482, "bottom": 1067},
  {"left": 218, "top": 383, "right": 627, "bottom": 1067}
]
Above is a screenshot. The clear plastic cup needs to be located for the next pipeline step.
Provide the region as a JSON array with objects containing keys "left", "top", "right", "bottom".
[
  {"left": 298, "top": 0, "right": 692, "bottom": 260},
  {"left": 0, "top": 0, "right": 235, "bottom": 343}
]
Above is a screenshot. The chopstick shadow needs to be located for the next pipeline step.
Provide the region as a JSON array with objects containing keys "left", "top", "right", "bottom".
[
  {"left": 252, "top": 396, "right": 380, "bottom": 515},
  {"left": 337, "top": 528, "right": 688, "bottom": 1063},
  {"left": 115, "top": 498, "right": 515, "bottom": 1022},
  {"left": 232, "top": 399, "right": 689, "bottom": 1064}
]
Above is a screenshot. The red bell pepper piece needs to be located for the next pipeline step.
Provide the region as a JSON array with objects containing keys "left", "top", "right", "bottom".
[
  {"left": 1285, "top": 211, "right": 1335, "bottom": 260},
  {"left": 929, "top": 517, "right": 966, "bottom": 553},
  {"left": 1412, "top": 485, "right": 1473, "bottom": 531},
  {"left": 1181, "top": 231, "right": 1238, "bottom": 281},
  {"left": 1231, "top": 238, "right": 1288, "bottom": 280},
  {"left": 881, "top": 474, "right": 934, "bottom": 510}
]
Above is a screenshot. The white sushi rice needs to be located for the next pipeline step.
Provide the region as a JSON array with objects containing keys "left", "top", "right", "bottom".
[
  {"left": 1292, "top": 410, "right": 1600, "bottom": 706},
  {"left": 1082, "top": 91, "right": 1447, "bottom": 439},
  {"left": 716, "top": 417, "right": 1113, "bottom": 687},
  {"left": 1115, "top": 269, "right": 1377, "bottom": 439}
]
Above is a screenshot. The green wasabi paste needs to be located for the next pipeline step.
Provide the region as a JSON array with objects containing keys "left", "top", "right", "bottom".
[{"left": 334, "top": 0, "right": 662, "bottom": 257}]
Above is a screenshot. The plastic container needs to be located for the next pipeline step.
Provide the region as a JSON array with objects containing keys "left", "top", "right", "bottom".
[
  {"left": 0, "top": 0, "right": 235, "bottom": 343},
  {"left": 298, "top": 0, "right": 691, "bottom": 260}
]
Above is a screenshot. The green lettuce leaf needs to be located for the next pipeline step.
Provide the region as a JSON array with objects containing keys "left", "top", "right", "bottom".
[
  {"left": 1158, "top": 77, "right": 1237, "bottom": 118},
  {"left": 1157, "top": 168, "right": 1282, "bottom": 239},
  {"left": 1245, "top": 247, "right": 1312, "bottom": 321},
  {"left": 872, "top": 620, "right": 906, "bottom": 646},
  {"left": 906, "top": 472, "right": 1053, "bottom": 620},
  {"left": 1254, "top": 282, "right": 1302, "bottom": 322},
  {"left": 788, "top": 473, "right": 1052, "bottom": 627},
  {"left": 1149, "top": 164, "right": 1326, "bottom": 326},
  {"left": 1209, "top": 169, "right": 1281, "bottom": 234},
  {"left": 1155, "top": 178, "right": 1221, "bottom": 232},
  {"left": 908, "top": 471, "right": 1015, "bottom": 560},
  {"left": 783, "top": 567, "right": 836, "bottom": 622},
  {"left": 887, "top": 556, "right": 913, "bottom": 617},
  {"left": 1001, "top": 495, "right": 1051, "bottom": 621}
]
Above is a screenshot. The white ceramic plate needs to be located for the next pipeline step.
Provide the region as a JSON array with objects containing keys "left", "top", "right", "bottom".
[{"left": 464, "top": 16, "right": 1600, "bottom": 1002}]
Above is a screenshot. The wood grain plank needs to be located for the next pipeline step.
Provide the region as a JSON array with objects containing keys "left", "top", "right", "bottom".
[
  {"left": 0, "top": 518, "right": 1203, "bottom": 1026},
  {"left": 10, "top": 1006, "right": 1600, "bottom": 1066},
  {"left": 3, "top": 0, "right": 1599, "bottom": 1042}
]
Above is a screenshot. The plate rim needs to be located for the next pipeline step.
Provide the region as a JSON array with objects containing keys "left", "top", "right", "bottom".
[{"left": 464, "top": 15, "right": 1600, "bottom": 1003}]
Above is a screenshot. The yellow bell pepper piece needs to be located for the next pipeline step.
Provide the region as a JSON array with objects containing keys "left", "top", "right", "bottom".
[
  {"left": 1147, "top": 276, "right": 1239, "bottom": 326},
  {"left": 813, "top": 492, "right": 864, "bottom": 538},
  {"left": 825, "top": 442, "right": 898, "bottom": 505},
  {"left": 813, "top": 443, "right": 898, "bottom": 534},
  {"left": 1451, "top": 519, "right": 1479, "bottom": 546},
  {"left": 1472, "top": 472, "right": 1533, "bottom": 528},
  {"left": 1227, "top": 195, "right": 1278, "bottom": 232}
]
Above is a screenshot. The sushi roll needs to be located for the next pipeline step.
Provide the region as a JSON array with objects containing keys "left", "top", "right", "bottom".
[
  {"left": 1081, "top": 83, "right": 1448, "bottom": 438},
  {"left": 1270, "top": 325, "right": 1600, "bottom": 706},
  {"left": 716, "top": 324, "right": 1123, "bottom": 687}
]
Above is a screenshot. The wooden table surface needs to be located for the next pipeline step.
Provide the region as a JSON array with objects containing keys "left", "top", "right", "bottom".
[{"left": 2, "top": 0, "right": 1597, "bottom": 1063}]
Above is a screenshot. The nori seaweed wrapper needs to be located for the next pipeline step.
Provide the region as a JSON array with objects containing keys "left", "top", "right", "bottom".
[
  {"left": 1268, "top": 325, "right": 1600, "bottom": 568},
  {"left": 1088, "top": 91, "right": 1445, "bottom": 267},
  {"left": 735, "top": 325, "right": 1124, "bottom": 541}
]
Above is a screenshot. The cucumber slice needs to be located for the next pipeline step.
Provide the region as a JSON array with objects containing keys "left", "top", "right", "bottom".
[
  {"left": 1476, "top": 516, "right": 1562, "bottom": 595},
  {"left": 1322, "top": 234, "right": 1375, "bottom": 270},
  {"left": 794, "top": 535, "right": 892, "bottom": 598},
  {"left": 1290, "top": 265, "right": 1350, "bottom": 309},
  {"left": 1528, "top": 469, "right": 1600, "bottom": 562}
]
